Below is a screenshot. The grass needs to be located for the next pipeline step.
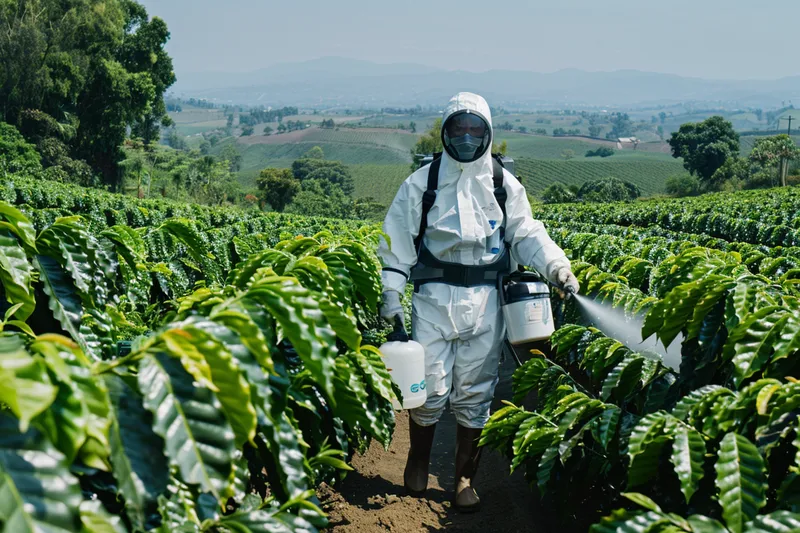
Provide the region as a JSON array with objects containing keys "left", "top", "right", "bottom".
[{"left": 515, "top": 157, "right": 686, "bottom": 197}]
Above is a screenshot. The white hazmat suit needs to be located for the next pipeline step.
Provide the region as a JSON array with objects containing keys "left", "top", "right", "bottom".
[{"left": 378, "top": 92, "right": 572, "bottom": 429}]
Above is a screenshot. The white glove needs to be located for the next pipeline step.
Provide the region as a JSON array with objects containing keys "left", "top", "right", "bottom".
[
  {"left": 380, "top": 290, "right": 404, "bottom": 323},
  {"left": 556, "top": 267, "right": 580, "bottom": 297}
]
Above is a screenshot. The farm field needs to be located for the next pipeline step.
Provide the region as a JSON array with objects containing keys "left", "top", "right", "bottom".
[
  {"left": 349, "top": 163, "right": 410, "bottom": 202},
  {"left": 0, "top": 171, "right": 396, "bottom": 533},
  {"left": 219, "top": 128, "right": 417, "bottom": 187},
  {"left": 494, "top": 131, "right": 673, "bottom": 158},
  {"left": 516, "top": 157, "right": 686, "bottom": 196},
  {"left": 479, "top": 186, "right": 800, "bottom": 530},
  {"left": 224, "top": 126, "right": 681, "bottom": 201},
  {"left": 355, "top": 113, "right": 439, "bottom": 131},
  {"left": 4, "top": 165, "right": 800, "bottom": 532}
]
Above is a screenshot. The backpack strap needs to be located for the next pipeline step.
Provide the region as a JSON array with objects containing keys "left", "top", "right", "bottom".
[
  {"left": 414, "top": 157, "right": 441, "bottom": 253},
  {"left": 491, "top": 156, "right": 507, "bottom": 219}
]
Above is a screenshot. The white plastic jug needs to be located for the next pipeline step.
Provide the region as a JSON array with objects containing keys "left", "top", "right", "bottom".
[
  {"left": 379, "top": 322, "right": 427, "bottom": 410},
  {"left": 500, "top": 272, "right": 555, "bottom": 345}
]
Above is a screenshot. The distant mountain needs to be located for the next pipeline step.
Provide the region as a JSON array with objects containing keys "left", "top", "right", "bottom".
[
  {"left": 172, "top": 57, "right": 800, "bottom": 109},
  {"left": 176, "top": 57, "right": 444, "bottom": 91}
]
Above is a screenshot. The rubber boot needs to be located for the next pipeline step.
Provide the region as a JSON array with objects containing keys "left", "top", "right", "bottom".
[
  {"left": 454, "top": 424, "right": 483, "bottom": 512},
  {"left": 404, "top": 418, "right": 436, "bottom": 495}
]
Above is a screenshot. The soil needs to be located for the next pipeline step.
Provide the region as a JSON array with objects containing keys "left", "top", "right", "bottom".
[{"left": 320, "top": 356, "right": 555, "bottom": 533}]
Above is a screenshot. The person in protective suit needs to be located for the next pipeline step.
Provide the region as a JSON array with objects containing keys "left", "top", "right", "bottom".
[{"left": 378, "top": 92, "right": 579, "bottom": 512}]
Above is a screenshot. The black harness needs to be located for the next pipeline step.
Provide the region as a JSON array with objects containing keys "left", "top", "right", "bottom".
[{"left": 408, "top": 154, "right": 512, "bottom": 290}]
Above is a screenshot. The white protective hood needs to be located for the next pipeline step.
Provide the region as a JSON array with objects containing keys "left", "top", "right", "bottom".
[{"left": 379, "top": 91, "right": 569, "bottom": 297}]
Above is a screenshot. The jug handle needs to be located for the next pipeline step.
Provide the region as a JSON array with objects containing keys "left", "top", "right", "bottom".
[
  {"left": 498, "top": 274, "right": 509, "bottom": 306},
  {"left": 386, "top": 315, "right": 410, "bottom": 343}
]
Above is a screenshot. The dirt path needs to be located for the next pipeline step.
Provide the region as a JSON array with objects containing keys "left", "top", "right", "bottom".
[{"left": 321, "top": 357, "right": 554, "bottom": 533}]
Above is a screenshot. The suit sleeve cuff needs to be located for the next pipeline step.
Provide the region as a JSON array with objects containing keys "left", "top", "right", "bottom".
[{"left": 381, "top": 268, "right": 409, "bottom": 293}]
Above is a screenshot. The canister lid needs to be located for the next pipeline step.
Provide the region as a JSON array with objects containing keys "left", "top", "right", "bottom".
[{"left": 505, "top": 281, "right": 550, "bottom": 302}]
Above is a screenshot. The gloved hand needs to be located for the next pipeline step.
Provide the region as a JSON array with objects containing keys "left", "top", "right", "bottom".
[
  {"left": 556, "top": 267, "right": 580, "bottom": 298},
  {"left": 380, "top": 290, "right": 404, "bottom": 324}
]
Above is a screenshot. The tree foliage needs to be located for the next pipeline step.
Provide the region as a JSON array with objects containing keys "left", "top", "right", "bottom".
[
  {"left": 304, "top": 146, "right": 325, "bottom": 160},
  {"left": 256, "top": 168, "right": 300, "bottom": 212},
  {"left": 0, "top": 122, "right": 41, "bottom": 173},
  {"left": 0, "top": 0, "right": 175, "bottom": 190},
  {"left": 220, "top": 144, "right": 242, "bottom": 173},
  {"left": 291, "top": 159, "right": 354, "bottom": 196},
  {"left": 578, "top": 177, "right": 641, "bottom": 203},
  {"left": 668, "top": 116, "right": 740, "bottom": 184},
  {"left": 409, "top": 118, "right": 442, "bottom": 170},
  {"left": 586, "top": 147, "right": 615, "bottom": 158},
  {"left": 541, "top": 183, "right": 577, "bottom": 204},
  {"left": 665, "top": 174, "right": 701, "bottom": 197},
  {"left": 749, "top": 134, "right": 800, "bottom": 187}
]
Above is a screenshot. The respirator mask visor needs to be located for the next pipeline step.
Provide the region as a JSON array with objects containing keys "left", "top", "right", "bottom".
[{"left": 441, "top": 110, "right": 491, "bottom": 163}]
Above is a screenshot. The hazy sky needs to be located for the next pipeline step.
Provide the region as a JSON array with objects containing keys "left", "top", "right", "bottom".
[{"left": 139, "top": 0, "right": 799, "bottom": 80}]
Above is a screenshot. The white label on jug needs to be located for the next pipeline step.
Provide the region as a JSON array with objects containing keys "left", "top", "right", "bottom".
[{"left": 526, "top": 301, "right": 544, "bottom": 322}]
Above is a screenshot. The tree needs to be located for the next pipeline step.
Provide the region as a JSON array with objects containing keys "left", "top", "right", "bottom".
[
  {"left": 240, "top": 125, "right": 254, "bottom": 137},
  {"left": 749, "top": 134, "right": 800, "bottom": 187},
  {"left": 0, "top": 122, "right": 41, "bottom": 173},
  {"left": 561, "top": 149, "right": 575, "bottom": 160},
  {"left": 286, "top": 180, "right": 353, "bottom": 219},
  {"left": 668, "top": 116, "right": 740, "bottom": 184},
  {"left": 256, "top": 168, "right": 300, "bottom": 211},
  {"left": 291, "top": 158, "right": 354, "bottom": 196},
  {"left": 518, "top": 126, "right": 528, "bottom": 134},
  {"left": 277, "top": 123, "right": 287, "bottom": 134},
  {"left": 409, "top": 121, "right": 417, "bottom": 133},
  {"left": 220, "top": 144, "right": 242, "bottom": 172},
  {"left": 588, "top": 124, "right": 602, "bottom": 138},
  {"left": 165, "top": 129, "right": 188, "bottom": 151},
  {"left": 263, "top": 126, "right": 273, "bottom": 136},
  {"left": 577, "top": 177, "right": 641, "bottom": 203},
  {"left": 656, "top": 125, "right": 664, "bottom": 140},
  {"left": 665, "top": 174, "right": 700, "bottom": 197},
  {"left": 754, "top": 109, "right": 764, "bottom": 122},
  {"left": 710, "top": 156, "right": 750, "bottom": 189},
  {"left": 352, "top": 196, "right": 386, "bottom": 220},
  {"left": 585, "top": 147, "right": 615, "bottom": 158},
  {"left": 541, "top": 183, "right": 577, "bottom": 204},
  {"left": 659, "top": 112, "right": 667, "bottom": 124},
  {"left": 493, "top": 140, "right": 508, "bottom": 156},
  {"left": 199, "top": 140, "right": 211, "bottom": 155},
  {"left": 409, "top": 118, "right": 442, "bottom": 170},
  {"left": 0, "top": 0, "right": 176, "bottom": 188},
  {"left": 607, "top": 113, "right": 634, "bottom": 139},
  {"left": 16, "top": 108, "right": 94, "bottom": 185},
  {"left": 303, "top": 146, "right": 325, "bottom": 159},
  {"left": 125, "top": 13, "right": 176, "bottom": 147}
]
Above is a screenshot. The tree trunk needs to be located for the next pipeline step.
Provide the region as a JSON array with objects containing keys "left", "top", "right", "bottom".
[{"left": 780, "top": 157, "right": 788, "bottom": 187}]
